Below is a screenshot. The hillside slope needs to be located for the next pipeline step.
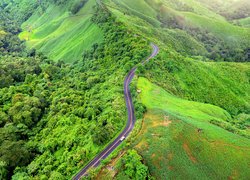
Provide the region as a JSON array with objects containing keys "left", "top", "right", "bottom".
[
  {"left": 18, "top": 0, "right": 103, "bottom": 62},
  {"left": 197, "top": 0, "right": 250, "bottom": 20},
  {"left": 92, "top": 1, "right": 250, "bottom": 179},
  {"left": 1, "top": 0, "right": 249, "bottom": 179},
  {"left": 0, "top": 4, "right": 150, "bottom": 179},
  {"left": 133, "top": 77, "right": 250, "bottom": 179},
  {"left": 102, "top": 0, "right": 250, "bottom": 117},
  {"left": 105, "top": 0, "right": 250, "bottom": 62}
]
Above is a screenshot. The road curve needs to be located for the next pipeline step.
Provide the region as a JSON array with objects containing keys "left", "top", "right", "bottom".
[{"left": 73, "top": 43, "right": 159, "bottom": 180}]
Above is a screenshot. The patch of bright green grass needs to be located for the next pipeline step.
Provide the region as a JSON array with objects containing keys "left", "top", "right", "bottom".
[
  {"left": 115, "top": 0, "right": 156, "bottom": 18},
  {"left": 135, "top": 77, "right": 250, "bottom": 179},
  {"left": 138, "top": 77, "right": 232, "bottom": 124},
  {"left": 143, "top": 50, "right": 250, "bottom": 115},
  {"left": 112, "top": 0, "right": 161, "bottom": 27},
  {"left": 19, "top": 0, "right": 103, "bottom": 62}
]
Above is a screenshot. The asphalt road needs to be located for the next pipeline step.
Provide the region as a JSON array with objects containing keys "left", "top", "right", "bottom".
[{"left": 73, "top": 43, "right": 159, "bottom": 180}]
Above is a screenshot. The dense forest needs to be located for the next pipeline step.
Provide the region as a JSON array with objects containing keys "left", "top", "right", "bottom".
[{"left": 0, "top": 3, "right": 149, "bottom": 179}]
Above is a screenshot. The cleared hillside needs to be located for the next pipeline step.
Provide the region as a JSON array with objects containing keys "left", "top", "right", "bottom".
[
  {"left": 197, "top": 0, "right": 250, "bottom": 20},
  {"left": 18, "top": 0, "right": 103, "bottom": 62},
  {"left": 133, "top": 77, "right": 250, "bottom": 179}
]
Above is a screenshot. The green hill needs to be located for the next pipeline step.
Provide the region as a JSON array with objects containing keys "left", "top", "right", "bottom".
[
  {"left": 132, "top": 77, "right": 250, "bottom": 179},
  {"left": 197, "top": 0, "right": 250, "bottom": 20},
  {"left": 105, "top": 0, "right": 250, "bottom": 62},
  {"left": 18, "top": 0, "right": 103, "bottom": 62},
  {"left": 0, "top": 0, "right": 250, "bottom": 179},
  {"left": 141, "top": 50, "right": 250, "bottom": 116},
  {"left": 93, "top": 1, "right": 250, "bottom": 179}
]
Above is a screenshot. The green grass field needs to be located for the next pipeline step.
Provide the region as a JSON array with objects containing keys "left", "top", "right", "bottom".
[
  {"left": 134, "top": 77, "right": 250, "bottom": 179},
  {"left": 19, "top": 0, "right": 103, "bottom": 62}
]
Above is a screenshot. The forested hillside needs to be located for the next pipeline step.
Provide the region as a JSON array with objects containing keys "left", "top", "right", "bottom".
[
  {"left": 0, "top": 0, "right": 250, "bottom": 179},
  {"left": 0, "top": 3, "right": 149, "bottom": 179}
]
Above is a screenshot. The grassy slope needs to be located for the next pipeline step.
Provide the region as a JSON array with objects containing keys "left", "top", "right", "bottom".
[
  {"left": 107, "top": 2, "right": 208, "bottom": 56},
  {"left": 143, "top": 50, "right": 250, "bottom": 115},
  {"left": 19, "top": 0, "right": 103, "bottom": 62},
  {"left": 135, "top": 77, "right": 250, "bottom": 179},
  {"left": 106, "top": 0, "right": 250, "bottom": 49},
  {"left": 182, "top": 12, "right": 250, "bottom": 47},
  {"left": 197, "top": 0, "right": 250, "bottom": 17}
]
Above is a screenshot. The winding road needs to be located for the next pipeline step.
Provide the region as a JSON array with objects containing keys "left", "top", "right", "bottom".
[{"left": 73, "top": 43, "right": 159, "bottom": 180}]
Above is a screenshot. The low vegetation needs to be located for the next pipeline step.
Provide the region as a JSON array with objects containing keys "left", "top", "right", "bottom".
[
  {"left": 132, "top": 78, "right": 250, "bottom": 179},
  {"left": 140, "top": 51, "right": 250, "bottom": 116},
  {"left": 71, "top": 0, "right": 89, "bottom": 14}
]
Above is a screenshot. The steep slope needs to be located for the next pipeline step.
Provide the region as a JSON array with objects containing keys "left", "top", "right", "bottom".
[
  {"left": 19, "top": 0, "right": 103, "bottom": 62},
  {"left": 92, "top": 1, "right": 250, "bottom": 179},
  {"left": 133, "top": 77, "right": 250, "bottom": 179},
  {"left": 0, "top": 3, "right": 151, "bottom": 179},
  {"left": 197, "top": 0, "right": 250, "bottom": 20},
  {"left": 102, "top": 0, "right": 250, "bottom": 115},
  {"left": 105, "top": 0, "right": 250, "bottom": 62},
  {"left": 141, "top": 50, "right": 250, "bottom": 116},
  {"left": 98, "top": 76, "right": 250, "bottom": 179},
  {"left": 1, "top": 0, "right": 249, "bottom": 179}
]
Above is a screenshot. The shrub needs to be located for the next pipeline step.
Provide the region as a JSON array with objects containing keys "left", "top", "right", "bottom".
[{"left": 71, "top": 0, "right": 88, "bottom": 14}]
